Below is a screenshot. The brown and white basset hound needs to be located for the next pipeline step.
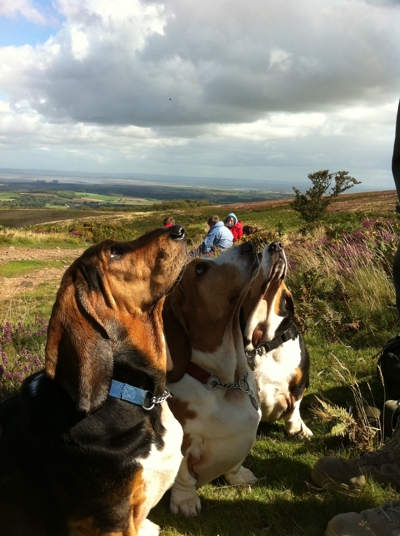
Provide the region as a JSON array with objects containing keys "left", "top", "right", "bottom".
[
  {"left": 241, "top": 241, "right": 312, "bottom": 439},
  {"left": 163, "top": 241, "right": 261, "bottom": 517},
  {"left": 0, "top": 226, "right": 187, "bottom": 536}
]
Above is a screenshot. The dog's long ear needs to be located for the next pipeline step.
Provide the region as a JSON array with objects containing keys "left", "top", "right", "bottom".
[
  {"left": 163, "top": 291, "right": 191, "bottom": 383},
  {"left": 279, "top": 284, "right": 295, "bottom": 318},
  {"left": 45, "top": 275, "right": 113, "bottom": 415}
]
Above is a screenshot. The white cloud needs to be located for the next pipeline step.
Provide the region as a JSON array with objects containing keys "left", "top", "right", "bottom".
[
  {"left": 0, "top": 0, "right": 398, "bottom": 190},
  {"left": 0, "top": 0, "right": 48, "bottom": 24},
  {"left": 70, "top": 27, "right": 89, "bottom": 61},
  {"left": 0, "top": 0, "right": 397, "bottom": 129}
]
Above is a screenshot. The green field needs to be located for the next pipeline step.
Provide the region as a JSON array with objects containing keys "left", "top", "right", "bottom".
[
  {"left": 0, "top": 192, "right": 15, "bottom": 200},
  {"left": 0, "top": 188, "right": 158, "bottom": 210},
  {"left": 0, "top": 260, "right": 63, "bottom": 278},
  {"left": 77, "top": 192, "right": 157, "bottom": 204}
]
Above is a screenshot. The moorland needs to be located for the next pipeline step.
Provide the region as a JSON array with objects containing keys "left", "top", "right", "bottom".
[{"left": 0, "top": 188, "right": 399, "bottom": 536}]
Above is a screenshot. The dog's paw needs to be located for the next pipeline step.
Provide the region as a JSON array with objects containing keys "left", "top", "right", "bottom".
[
  {"left": 286, "top": 421, "right": 313, "bottom": 440},
  {"left": 224, "top": 465, "right": 258, "bottom": 485},
  {"left": 138, "top": 519, "right": 160, "bottom": 536},
  {"left": 170, "top": 488, "right": 201, "bottom": 517}
]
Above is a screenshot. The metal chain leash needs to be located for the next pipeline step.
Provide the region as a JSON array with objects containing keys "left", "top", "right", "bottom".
[
  {"left": 203, "top": 372, "right": 258, "bottom": 410},
  {"left": 142, "top": 388, "right": 172, "bottom": 411}
]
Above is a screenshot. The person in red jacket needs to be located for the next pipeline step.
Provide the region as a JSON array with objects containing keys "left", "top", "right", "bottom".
[
  {"left": 163, "top": 216, "right": 175, "bottom": 228},
  {"left": 224, "top": 213, "right": 243, "bottom": 242}
]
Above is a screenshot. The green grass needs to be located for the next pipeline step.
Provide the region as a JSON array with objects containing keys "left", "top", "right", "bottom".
[
  {"left": 0, "top": 280, "right": 58, "bottom": 322},
  {"left": 0, "top": 260, "right": 63, "bottom": 278}
]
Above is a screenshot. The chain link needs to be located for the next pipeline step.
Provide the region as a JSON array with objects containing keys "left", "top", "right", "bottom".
[
  {"left": 202, "top": 372, "right": 259, "bottom": 411},
  {"left": 142, "top": 388, "right": 172, "bottom": 411},
  {"left": 203, "top": 372, "right": 253, "bottom": 396}
]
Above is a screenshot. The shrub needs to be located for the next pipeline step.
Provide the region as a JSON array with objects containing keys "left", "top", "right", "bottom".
[{"left": 292, "top": 170, "right": 361, "bottom": 223}]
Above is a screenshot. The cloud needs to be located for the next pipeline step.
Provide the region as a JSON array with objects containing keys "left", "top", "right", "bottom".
[
  {"left": 0, "top": 0, "right": 48, "bottom": 24},
  {"left": 0, "top": 0, "right": 398, "bottom": 191},
  {"left": 0, "top": 0, "right": 398, "bottom": 130}
]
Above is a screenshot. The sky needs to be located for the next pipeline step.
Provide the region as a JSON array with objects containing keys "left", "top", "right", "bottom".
[{"left": 0, "top": 0, "right": 399, "bottom": 191}]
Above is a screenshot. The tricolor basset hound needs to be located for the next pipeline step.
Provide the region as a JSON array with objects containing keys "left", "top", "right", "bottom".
[
  {"left": 163, "top": 241, "right": 261, "bottom": 517},
  {"left": 242, "top": 242, "right": 312, "bottom": 439},
  {"left": 0, "top": 226, "right": 187, "bottom": 536}
]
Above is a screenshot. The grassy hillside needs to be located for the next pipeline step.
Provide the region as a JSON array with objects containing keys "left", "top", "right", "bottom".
[{"left": 0, "top": 189, "right": 399, "bottom": 535}]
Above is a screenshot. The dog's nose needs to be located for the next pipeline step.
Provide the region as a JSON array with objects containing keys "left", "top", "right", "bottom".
[
  {"left": 268, "top": 242, "right": 283, "bottom": 252},
  {"left": 168, "top": 225, "right": 186, "bottom": 240}
]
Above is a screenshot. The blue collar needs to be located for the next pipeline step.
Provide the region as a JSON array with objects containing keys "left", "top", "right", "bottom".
[{"left": 109, "top": 379, "right": 171, "bottom": 411}]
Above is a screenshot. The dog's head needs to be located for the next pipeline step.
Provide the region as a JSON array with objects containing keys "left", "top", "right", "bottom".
[
  {"left": 45, "top": 225, "right": 187, "bottom": 415},
  {"left": 242, "top": 241, "right": 294, "bottom": 352},
  {"left": 243, "top": 225, "right": 258, "bottom": 236},
  {"left": 164, "top": 241, "right": 259, "bottom": 382}
]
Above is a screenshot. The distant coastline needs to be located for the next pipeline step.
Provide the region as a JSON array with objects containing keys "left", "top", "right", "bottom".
[{"left": 0, "top": 167, "right": 394, "bottom": 205}]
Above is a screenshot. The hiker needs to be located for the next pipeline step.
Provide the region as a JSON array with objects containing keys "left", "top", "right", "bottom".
[
  {"left": 224, "top": 212, "right": 243, "bottom": 242},
  {"left": 163, "top": 216, "right": 175, "bottom": 228},
  {"left": 313, "top": 100, "right": 400, "bottom": 536},
  {"left": 192, "top": 215, "right": 233, "bottom": 256}
]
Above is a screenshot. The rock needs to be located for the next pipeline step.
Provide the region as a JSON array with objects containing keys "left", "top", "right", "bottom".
[{"left": 19, "top": 281, "right": 34, "bottom": 288}]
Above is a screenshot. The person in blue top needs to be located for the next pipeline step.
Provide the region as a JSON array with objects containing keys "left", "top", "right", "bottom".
[{"left": 197, "top": 215, "right": 233, "bottom": 255}]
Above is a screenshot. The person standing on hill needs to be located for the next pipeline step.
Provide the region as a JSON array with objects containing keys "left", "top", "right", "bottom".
[
  {"left": 393, "top": 101, "right": 400, "bottom": 317},
  {"left": 224, "top": 212, "right": 243, "bottom": 242}
]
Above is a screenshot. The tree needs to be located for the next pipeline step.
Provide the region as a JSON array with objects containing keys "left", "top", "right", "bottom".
[{"left": 292, "top": 170, "right": 361, "bottom": 223}]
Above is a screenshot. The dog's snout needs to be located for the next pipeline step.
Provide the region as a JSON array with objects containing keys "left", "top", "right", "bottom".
[
  {"left": 168, "top": 225, "right": 186, "bottom": 241},
  {"left": 268, "top": 242, "right": 283, "bottom": 252}
]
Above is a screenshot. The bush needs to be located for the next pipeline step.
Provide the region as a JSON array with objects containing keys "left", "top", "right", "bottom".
[{"left": 292, "top": 170, "right": 361, "bottom": 223}]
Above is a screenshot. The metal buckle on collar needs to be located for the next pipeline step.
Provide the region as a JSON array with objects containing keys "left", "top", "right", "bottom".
[
  {"left": 142, "top": 388, "right": 172, "bottom": 411},
  {"left": 204, "top": 374, "right": 219, "bottom": 391},
  {"left": 246, "top": 325, "right": 299, "bottom": 369},
  {"left": 245, "top": 348, "right": 263, "bottom": 371}
]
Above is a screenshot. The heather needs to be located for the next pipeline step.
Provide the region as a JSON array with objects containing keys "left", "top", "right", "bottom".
[
  {"left": 0, "top": 314, "right": 47, "bottom": 399},
  {"left": 284, "top": 217, "right": 399, "bottom": 345}
]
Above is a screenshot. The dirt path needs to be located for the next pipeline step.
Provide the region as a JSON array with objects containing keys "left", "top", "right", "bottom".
[{"left": 0, "top": 247, "right": 85, "bottom": 302}]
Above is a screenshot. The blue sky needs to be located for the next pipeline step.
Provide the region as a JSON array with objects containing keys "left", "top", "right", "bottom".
[
  {"left": 0, "top": 0, "right": 399, "bottom": 192},
  {"left": 0, "top": 0, "right": 62, "bottom": 47}
]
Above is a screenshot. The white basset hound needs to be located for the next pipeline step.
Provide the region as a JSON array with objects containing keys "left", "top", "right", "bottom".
[
  {"left": 241, "top": 241, "right": 312, "bottom": 439},
  {"left": 163, "top": 242, "right": 261, "bottom": 517}
]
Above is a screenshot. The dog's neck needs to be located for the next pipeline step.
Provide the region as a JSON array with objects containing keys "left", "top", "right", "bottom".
[
  {"left": 191, "top": 323, "right": 249, "bottom": 384},
  {"left": 112, "top": 348, "right": 166, "bottom": 396}
]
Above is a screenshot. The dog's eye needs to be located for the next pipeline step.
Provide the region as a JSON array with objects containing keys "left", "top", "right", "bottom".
[
  {"left": 110, "top": 246, "right": 124, "bottom": 259},
  {"left": 196, "top": 263, "right": 207, "bottom": 275}
]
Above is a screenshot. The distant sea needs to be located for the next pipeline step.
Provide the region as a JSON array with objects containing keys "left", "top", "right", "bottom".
[{"left": 0, "top": 167, "right": 394, "bottom": 194}]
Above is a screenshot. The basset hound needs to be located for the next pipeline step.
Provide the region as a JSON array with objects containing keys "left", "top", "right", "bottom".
[
  {"left": 163, "top": 241, "right": 261, "bottom": 517},
  {"left": 241, "top": 241, "right": 312, "bottom": 439},
  {"left": 0, "top": 225, "right": 187, "bottom": 536},
  {"left": 243, "top": 225, "right": 259, "bottom": 236}
]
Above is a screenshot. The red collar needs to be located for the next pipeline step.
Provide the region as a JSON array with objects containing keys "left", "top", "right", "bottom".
[
  {"left": 186, "top": 361, "right": 212, "bottom": 385},
  {"left": 185, "top": 361, "right": 259, "bottom": 411}
]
